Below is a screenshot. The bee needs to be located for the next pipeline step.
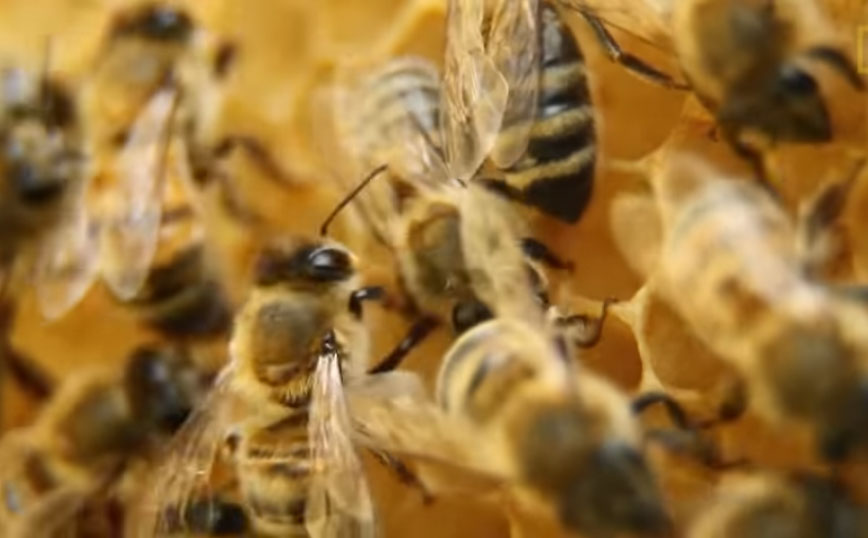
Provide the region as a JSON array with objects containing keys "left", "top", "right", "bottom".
[
  {"left": 614, "top": 147, "right": 868, "bottom": 460},
  {"left": 687, "top": 472, "right": 868, "bottom": 538},
  {"left": 129, "top": 236, "right": 427, "bottom": 537},
  {"left": 0, "top": 63, "right": 89, "bottom": 418},
  {"left": 0, "top": 344, "right": 245, "bottom": 537},
  {"left": 74, "top": 2, "right": 287, "bottom": 313},
  {"left": 330, "top": 2, "right": 599, "bottom": 370},
  {"left": 351, "top": 315, "right": 673, "bottom": 538},
  {"left": 557, "top": 0, "right": 865, "bottom": 180}
]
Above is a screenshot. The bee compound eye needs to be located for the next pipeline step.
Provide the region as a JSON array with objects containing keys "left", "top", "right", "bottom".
[
  {"left": 779, "top": 65, "right": 818, "bottom": 95},
  {"left": 307, "top": 247, "right": 352, "bottom": 281}
]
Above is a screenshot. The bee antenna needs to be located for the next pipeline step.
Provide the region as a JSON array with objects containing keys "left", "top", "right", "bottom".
[
  {"left": 39, "top": 35, "right": 54, "bottom": 110},
  {"left": 319, "top": 164, "right": 388, "bottom": 237}
]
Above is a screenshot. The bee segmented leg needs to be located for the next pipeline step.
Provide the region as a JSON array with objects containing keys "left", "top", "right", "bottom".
[
  {"left": 0, "top": 300, "right": 54, "bottom": 406},
  {"left": 520, "top": 238, "right": 574, "bottom": 272},
  {"left": 580, "top": 13, "right": 689, "bottom": 90},
  {"left": 368, "top": 316, "right": 439, "bottom": 374},
  {"left": 553, "top": 297, "right": 613, "bottom": 348},
  {"left": 349, "top": 286, "right": 387, "bottom": 319},
  {"left": 368, "top": 448, "right": 434, "bottom": 504},
  {"left": 212, "top": 134, "right": 293, "bottom": 186}
]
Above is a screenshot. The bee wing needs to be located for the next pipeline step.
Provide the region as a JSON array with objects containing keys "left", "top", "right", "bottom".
[
  {"left": 347, "top": 371, "right": 507, "bottom": 480},
  {"left": 488, "top": 0, "right": 540, "bottom": 168},
  {"left": 34, "top": 180, "right": 100, "bottom": 320},
  {"left": 128, "top": 364, "right": 241, "bottom": 538},
  {"left": 100, "top": 85, "right": 178, "bottom": 301},
  {"left": 305, "top": 349, "right": 375, "bottom": 538},
  {"left": 442, "top": 0, "right": 509, "bottom": 181}
]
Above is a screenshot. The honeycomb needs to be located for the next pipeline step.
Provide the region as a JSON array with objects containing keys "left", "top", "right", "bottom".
[{"left": 1, "top": 0, "right": 867, "bottom": 537}]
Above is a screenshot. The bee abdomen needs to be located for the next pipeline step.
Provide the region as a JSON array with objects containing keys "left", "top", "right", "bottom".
[
  {"left": 498, "top": 3, "right": 596, "bottom": 223},
  {"left": 129, "top": 245, "right": 232, "bottom": 339}
]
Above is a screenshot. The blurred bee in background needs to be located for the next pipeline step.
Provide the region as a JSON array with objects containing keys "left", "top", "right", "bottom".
[
  {"left": 0, "top": 344, "right": 246, "bottom": 537},
  {"left": 556, "top": 0, "right": 865, "bottom": 181},
  {"left": 67, "top": 2, "right": 289, "bottom": 321},
  {"left": 687, "top": 472, "right": 868, "bottom": 538},
  {"left": 613, "top": 146, "right": 868, "bottom": 460},
  {"left": 130, "top": 236, "right": 429, "bottom": 537},
  {"left": 0, "top": 62, "right": 89, "bottom": 422},
  {"left": 351, "top": 314, "right": 681, "bottom": 537}
]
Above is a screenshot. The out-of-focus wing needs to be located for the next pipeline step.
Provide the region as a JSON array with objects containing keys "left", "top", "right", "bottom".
[
  {"left": 442, "top": 0, "right": 509, "bottom": 181},
  {"left": 127, "top": 364, "right": 241, "bottom": 538},
  {"left": 488, "top": 0, "right": 540, "bottom": 168},
  {"left": 305, "top": 347, "right": 375, "bottom": 538},
  {"left": 100, "top": 85, "right": 178, "bottom": 301},
  {"left": 347, "top": 371, "right": 507, "bottom": 480},
  {"left": 34, "top": 179, "right": 100, "bottom": 320}
]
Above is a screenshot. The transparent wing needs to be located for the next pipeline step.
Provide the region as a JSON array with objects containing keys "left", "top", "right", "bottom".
[
  {"left": 100, "top": 85, "right": 178, "bottom": 301},
  {"left": 34, "top": 178, "right": 100, "bottom": 320},
  {"left": 347, "top": 371, "right": 507, "bottom": 479},
  {"left": 127, "top": 363, "right": 240, "bottom": 538},
  {"left": 488, "top": 0, "right": 540, "bottom": 168},
  {"left": 442, "top": 0, "right": 509, "bottom": 181},
  {"left": 305, "top": 348, "right": 375, "bottom": 538}
]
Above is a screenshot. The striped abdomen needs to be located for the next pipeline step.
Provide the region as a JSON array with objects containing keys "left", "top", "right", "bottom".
[
  {"left": 343, "top": 57, "right": 443, "bottom": 244},
  {"left": 237, "top": 407, "right": 314, "bottom": 537},
  {"left": 494, "top": 2, "right": 595, "bottom": 223}
]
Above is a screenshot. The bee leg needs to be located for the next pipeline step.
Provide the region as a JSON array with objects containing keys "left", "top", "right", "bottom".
[
  {"left": 631, "top": 391, "right": 689, "bottom": 428},
  {"left": 209, "top": 169, "right": 267, "bottom": 226},
  {"left": 520, "top": 237, "right": 574, "bottom": 272},
  {"left": 797, "top": 158, "right": 865, "bottom": 278},
  {"left": 367, "top": 448, "right": 434, "bottom": 504},
  {"left": 368, "top": 316, "right": 440, "bottom": 374},
  {"left": 580, "top": 13, "right": 689, "bottom": 90},
  {"left": 212, "top": 134, "right": 293, "bottom": 186},
  {"left": 635, "top": 392, "right": 748, "bottom": 469},
  {"left": 0, "top": 300, "right": 53, "bottom": 402},
  {"left": 349, "top": 286, "right": 386, "bottom": 319},
  {"left": 552, "top": 297, "right": 613, "bottom": 348}
]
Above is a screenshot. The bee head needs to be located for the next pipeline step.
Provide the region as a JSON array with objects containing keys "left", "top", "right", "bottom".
[
  {"left": 124, "top": 345, "right": 196, "bottom": 434},
  {"left": 254, "top": 238, "right": 356, "bottom": 287},
  {"left": 520, "top": 406, "right": 670, "bottom": 536},
  {"left": 816, "top": 377, "right": 868, "bottom": 461},
  {"left": 561, "top": 441, "right": 670, "bottom": 536},
  {"left": 112, "top": 3, "right": 193, "bottom": 44}
]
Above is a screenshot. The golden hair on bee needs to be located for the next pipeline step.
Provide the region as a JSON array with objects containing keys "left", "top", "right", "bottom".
[{"left": 128, "top": 234, "right": 436, "bottom": 537}]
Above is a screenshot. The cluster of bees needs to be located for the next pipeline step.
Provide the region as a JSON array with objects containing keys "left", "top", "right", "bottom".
[{"left": 0, "top": 0, "right": 867, "bottom": 536}]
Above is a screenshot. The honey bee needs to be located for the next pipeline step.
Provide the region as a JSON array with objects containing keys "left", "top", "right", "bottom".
[
  {"left": 687, "top": 472, "right": 868, "bottom": 538},
  {"left": 73, "top": 2, "right": 286, "bottom": 314},
  {"left": 129, "top": 236, "right": 427, "bottom": 537},
  {"left": 329, "top": 2, "right": 598, "bottom": 368},
  {"left": 351, "top": 315, "right": 672, "bottom": 537},
  {"left": 557, "top": 0, "right": 865, "bottom": 179},
  {"left": 0, "top": 63, "right": 88, "bottom": 417},
  {"left": 615, "top": 148, "right": 868, "bottom": 460},
  {"left": 0, "top": 344, "right": 244, "bottom": 537}
]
